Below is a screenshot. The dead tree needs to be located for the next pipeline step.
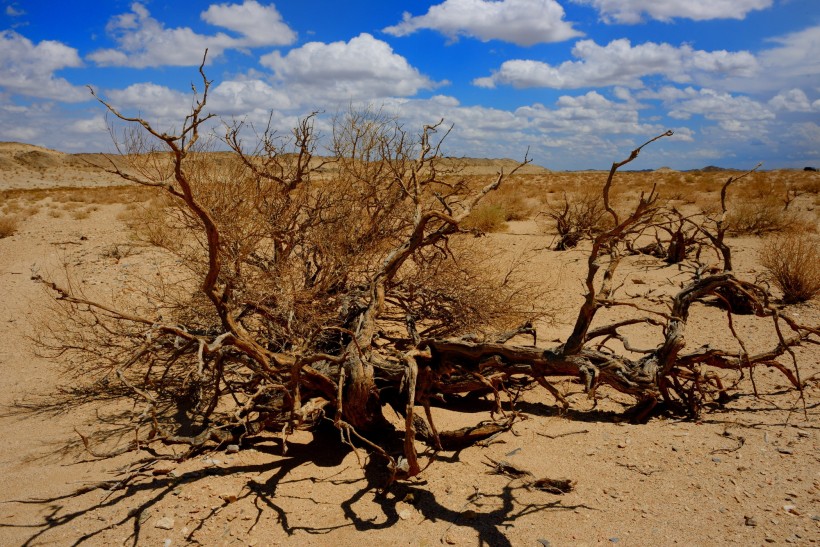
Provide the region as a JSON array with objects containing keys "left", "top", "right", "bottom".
[{"left": 35, "top": 60, "right": 816, "bottom": 480}]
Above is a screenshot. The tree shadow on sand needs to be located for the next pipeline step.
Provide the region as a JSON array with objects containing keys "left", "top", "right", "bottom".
[{"left": 1, "top": 419, "right": 595, "bottom": 547}]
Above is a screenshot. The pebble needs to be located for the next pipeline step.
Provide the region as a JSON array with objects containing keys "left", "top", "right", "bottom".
[
  {"left": 226, "top": 444, "right": 240, "bottom": 454},
  {"left": 744, "top": 516, "right": 758, "bottom": 527},
  {"left": 778, "top": 448, "right": 794, "bottom": 455},
  {"left": 712, "top": 457, "right": 722, "bottom": 463},
  {"left": 537, "top": 540, "right": 550, "bottom": 547},
  {"left": 154, "top": 516, "right": 175, "bottom": 530},
  {"left": 397, "top": 507, "right": 413, "bottom": 520}
]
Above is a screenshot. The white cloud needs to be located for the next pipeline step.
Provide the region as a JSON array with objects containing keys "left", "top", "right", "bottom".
[
  {"left": 475, "top": 39, "right": 758, "bottom": 89},
  {"left": 210, "top": 79, "right": 293, "bottom": 114},
  {"left": 758, "top": 26, "right": 820, "bottom": 89},
  {"left": 69, "top": 115, "right": 109, "bottom": 134},
  {"left": 200, "top": 1, "right": 296, "bottom": 47},
  {"left": 662, "top": 87, "right": 774, "bottom": 133},
  {"left": 573, "top": 0, "right": 772, "bottom": 24},
  {"left": 0, "top": 31, "right": 87, "bottom": 102},
  {"left": 260, "top": 33, "right": 438, "bottom": 104},
  {"left": 517, "top": 91, "right": 660, "bottom": 136},
  {"left": 106, "top": 83, "right": 193, "bottom": 121},
  {"left": 89, "top": 1, "right": 297, "bottom": 68},
  {"left": 769, "top": 89, "right": 814, "bottom": 112},
  {"left": 5, "top": 5, "right": 25, "bottom": 17},
  {"left": 383, "top": 0, "right": 582, "bottom": 46}
]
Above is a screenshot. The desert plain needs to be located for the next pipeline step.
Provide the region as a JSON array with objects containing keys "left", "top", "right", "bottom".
[{"left": 0, "top": 141, "right": 819, "bottom": 546}]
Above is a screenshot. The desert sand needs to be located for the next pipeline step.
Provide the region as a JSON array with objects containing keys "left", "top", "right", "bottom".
[{"left": 0, "top": 144, "right": 818, "bottom": 546}]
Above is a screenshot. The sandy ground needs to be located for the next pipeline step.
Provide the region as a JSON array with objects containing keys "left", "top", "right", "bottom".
[{"left": 0, "top": 147, "right": 819, "bottom": 546}]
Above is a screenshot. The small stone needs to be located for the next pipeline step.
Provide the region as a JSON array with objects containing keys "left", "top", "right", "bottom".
[
  {"left": 536, "top": 540, "right": 551, "bottom": 547},
  {"left": 778, "top": 448, "right": 794, "bottom": 455},
  {"left": 744, "top": 516, "right": 758, "bottom": 527},
  {"left": 398, "top": 507, "right": 413, "bottom": 520},
  {"left": 712, "top": 457, "right": 722, "bottom": 463},
  {"left": 226, "top": 444, "right": 240, "bottom": 454},
  {"left": 609, "top": 538, "right": 620, "bottom": 543},
  {"left": 403, "top": 493, "right": 415, "bottom": 503},
  {"left": 220, "top": 494, "right": 238, "bottom": 504},
  {"left": 765, "top": 538, "right": 776, "bottom": 544},
  {"left": 163, "top": 539, "right": 172, "bottom": 547},
  {"left": 444, "top": 530, "right": 458, "bottom": 544},
  {"left": 154, "top": 516, "right": 175, "bottom": 530},
  {"left": 783, "top": 505, "right": 800, "bottom": 516}
]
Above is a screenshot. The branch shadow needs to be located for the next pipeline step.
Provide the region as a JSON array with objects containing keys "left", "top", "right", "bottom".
[
  {"left": 335, "top": 456, "right": 596, "bottom": 547},
  {"left": 0, "top": 425, "right": 354, "bottom": 546}
]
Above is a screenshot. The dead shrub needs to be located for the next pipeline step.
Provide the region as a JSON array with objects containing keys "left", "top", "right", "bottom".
[
  {"left": 760, "top": 233, "right": 820, "bottom": 304},
  {"left": 546, "top": 190, "right": 610, "bottom": 249},
  {"left": 0, "top": 215, "right": 20, "bottom": 238},
  {"left": 725, "top": 199, "right": 795, "bottom": 235}
]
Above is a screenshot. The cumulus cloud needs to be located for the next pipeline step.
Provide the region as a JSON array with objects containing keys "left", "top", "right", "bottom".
[
  {"left": 210, "top": 79, "right": 293, "bottom": 114},
  {"left": 0, "top": 31, "right": 87, "bottom": 102},
  {"left": 383, "top": 0, "right": 582, "bottom": 46},
  {"left": 516, "top": 91, "right": 660, "bottom": 136},
  {"left": 69, "top": 115, "right": 109, "bottom": 135},
  {"left": 200, "top": 1, "right": 296, "bottom": 47},
  {"left": 573, "top": 0, "right": 772, "bottom": 24},
  {"left": 89, "top": 1, "right": 296, "bottom": 68},
  {"left": 657, "top": 87, "right": 774, "bottom": 133},
  {"left": 106, "top": 83, "right": 193, "bottom": 120},
  {"left": 260, "top": 33, "right": 438, "bottom": 104},
  {"left": 475, "top": 39, "right": 758, "bottom": 89},
  {"left": 769, "top": 89, "right": 814, "bottom": 112}
]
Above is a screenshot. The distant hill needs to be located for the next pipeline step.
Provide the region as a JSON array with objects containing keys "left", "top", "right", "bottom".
[
  {"left": 694, "top": 165, "right": 742, "bottom": 173},
  {"left": 0, "top": 142, "right": 550, "bottom": 189}
]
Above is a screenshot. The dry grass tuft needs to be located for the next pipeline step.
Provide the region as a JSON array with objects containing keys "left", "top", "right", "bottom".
[
  {"left": 462, "top": 203, "right": 508, "bottom": 233},
  {"left": 0, "top": 215, "right": 20, "bottom": 238},
  {"left": 760, "top": 233, "right": 820, "bottom": 304},
  {"left": 725, "top": 199, "right": 796, "bottom": 235}
]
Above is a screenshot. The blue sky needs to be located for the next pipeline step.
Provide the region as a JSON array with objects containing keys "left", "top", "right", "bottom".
[{"left": 1, "top": 0, "right": 818, "bottom": 170}]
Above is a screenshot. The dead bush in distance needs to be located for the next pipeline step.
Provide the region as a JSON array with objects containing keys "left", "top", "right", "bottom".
[{"left": 760, "top": 232, "right": 820, "bottom": 304}]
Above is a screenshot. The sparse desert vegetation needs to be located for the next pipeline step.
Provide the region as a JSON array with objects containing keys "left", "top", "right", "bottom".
[
  {"left": 0, "top": 115, "right": 818, "bottom": 545},
  {"left": 761, "top": 232, "right": 820, "bottom": 304}
]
